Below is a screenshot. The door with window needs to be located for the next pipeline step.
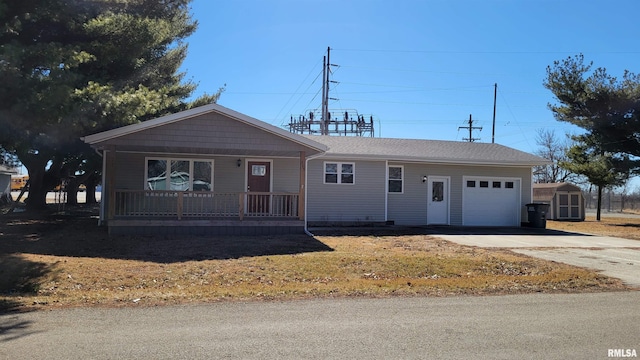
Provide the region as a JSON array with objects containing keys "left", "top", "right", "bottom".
[
  {"left": 427, "top": 177, "right": 449, "bottom": 225},
  {"left": 247, "top": 161, "right": 271, "bottom": 214}
]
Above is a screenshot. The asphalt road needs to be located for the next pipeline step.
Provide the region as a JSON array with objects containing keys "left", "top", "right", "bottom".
[{"left": 2, "top": 292, "right": 639, "bottom": 359}]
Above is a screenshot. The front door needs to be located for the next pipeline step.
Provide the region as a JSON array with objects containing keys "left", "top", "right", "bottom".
[
  {"left": 247, "top": 161, "right": 271, "bottom": 214},
  {"left": 427, "top": 177, "right": 449, "bottom": 225}
]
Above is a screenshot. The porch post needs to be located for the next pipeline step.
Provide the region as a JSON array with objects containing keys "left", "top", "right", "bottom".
[
  {"left": 106, "top": 146, "right": 117, "bottom": 221},
  {"left": 298, "top": 151, "right": 306, "bottom": 220}
]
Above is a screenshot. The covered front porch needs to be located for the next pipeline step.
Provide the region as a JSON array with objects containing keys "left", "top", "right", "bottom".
[{"left": 82, "top": 103, "right": 327, "bottom": 236}]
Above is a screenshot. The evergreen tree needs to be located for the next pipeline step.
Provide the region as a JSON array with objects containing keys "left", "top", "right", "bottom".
[
  {"left": 544, "top": 54, "right": 639, "bottom": 220},
  {"left": 0, "top": 0, "right": 222, "bottom": 210}
]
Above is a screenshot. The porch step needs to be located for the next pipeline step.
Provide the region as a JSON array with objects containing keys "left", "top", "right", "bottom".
[{"left": 108, "top": 219, "right": 305, "bottom": 236}]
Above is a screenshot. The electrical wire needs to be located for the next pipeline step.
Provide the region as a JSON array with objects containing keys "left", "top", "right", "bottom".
[{"left": 274, "top": 56, "right": 323, "bottom": 125}]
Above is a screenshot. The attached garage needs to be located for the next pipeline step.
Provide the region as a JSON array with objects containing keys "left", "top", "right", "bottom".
[{"left": 462, "top": 176, "right": 521, "bottom": 226}]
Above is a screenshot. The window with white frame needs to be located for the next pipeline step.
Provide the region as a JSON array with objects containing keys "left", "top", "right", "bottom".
[
  {"left": 146, "top": 158, "right": 213, "bottom": 191},
  {"left": 324, "top": 162, "right": 354, "bottom": 184},
  {"left": 388, "top": 165, "right": 403, "bottom": 193}
]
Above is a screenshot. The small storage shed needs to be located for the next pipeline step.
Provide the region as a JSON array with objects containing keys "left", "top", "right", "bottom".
[{"left": 533, "top": 182, "right": 585, "bottom": 221}]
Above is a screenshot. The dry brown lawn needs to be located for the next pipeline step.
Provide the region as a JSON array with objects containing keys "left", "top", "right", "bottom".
[
  {"left": 547, "top": 214, "right": 640, "bottom": 240},
  {"left": 0, "top": 207, "right": 634, "bottom": 312}
]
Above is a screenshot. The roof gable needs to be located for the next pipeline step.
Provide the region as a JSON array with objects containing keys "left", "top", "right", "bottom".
[{"left": 82, "top": 103, "right": 327, "bottom": 152}]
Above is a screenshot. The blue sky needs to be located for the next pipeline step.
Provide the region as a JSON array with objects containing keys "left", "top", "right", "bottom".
[{"left": 180, "top": 0, "right": 639, "bottom": 184}]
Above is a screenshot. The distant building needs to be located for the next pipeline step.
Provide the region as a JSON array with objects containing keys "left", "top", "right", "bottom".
[{"left": 0, "top": 165, "right": 17, "bottom": 204}]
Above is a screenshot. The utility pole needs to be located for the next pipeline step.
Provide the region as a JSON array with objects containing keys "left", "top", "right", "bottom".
[
  {"left": 321, "top": 55, "right": 327, "bottom": 135},
  {"left": 288, "top": 46, "right": 375, "bottom": 137},
  {"left": 321, "top": 47, "right": 337, "bottom": 135},
  {"left": 459, "top": 114, "right": 482, "bottom": 142},
  {"left": 492, "top": 83, "right": 497, "bottom": 143}
]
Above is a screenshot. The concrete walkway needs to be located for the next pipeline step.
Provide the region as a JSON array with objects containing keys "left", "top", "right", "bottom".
[{"left": 432, "top": 229, "right": 640, "bottom": 287}]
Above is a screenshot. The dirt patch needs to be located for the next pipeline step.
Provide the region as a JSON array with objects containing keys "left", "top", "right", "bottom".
[{"left": 0, "top": 206, "right": 631, "bottom": 312}]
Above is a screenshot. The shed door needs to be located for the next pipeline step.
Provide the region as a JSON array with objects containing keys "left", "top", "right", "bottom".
[
  {"left": 558, "top": 192, "right": 581, "bottom": 219},
  {"left": 247, "top": 161, "right": 271, "bottom": 214},
  {"left": 463, "top": 178, "right": 520, "bottom": 226}
]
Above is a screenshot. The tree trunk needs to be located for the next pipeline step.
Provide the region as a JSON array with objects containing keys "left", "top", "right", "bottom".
[
  {"left": 596, "top": 185, "right": 602, "bottom": 221},
  {"left": 24, "top": 162, "right": 49, "bottom": 211},
  {"left": 65, "top": 178, "right": 79, "bottom": 206},
  {"left": 85, "top": 174, "right": 99, "bottom": 204}
]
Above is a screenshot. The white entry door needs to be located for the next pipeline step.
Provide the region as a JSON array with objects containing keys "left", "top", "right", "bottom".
[{"left": 427, "top": 177, "right": 449, "bottom": 225}]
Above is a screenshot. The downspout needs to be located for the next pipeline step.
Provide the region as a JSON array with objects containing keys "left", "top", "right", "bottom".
[
  {"left": 384, "top": 160, "right": 388, "bottom": 223},
  {"left": 304, "top": 152, "right": 325, "bottom": 237}
]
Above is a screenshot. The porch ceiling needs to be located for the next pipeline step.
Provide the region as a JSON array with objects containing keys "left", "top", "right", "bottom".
[{"left": 97, "top": 144, "right": 321, "bottom": 158}]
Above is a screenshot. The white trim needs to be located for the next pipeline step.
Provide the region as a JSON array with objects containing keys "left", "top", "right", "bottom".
[
  {"left": 144, "top": 157, "right": 214, "bottom": 192},
  {"left": 462, "top": 175, "right": 522, "bottom": 226},
  {"left": 427, "top": 176, "right": 450, "bottom": 225},
  {"left": 387, "top": 164, "right": 404, "bottom": 194},
  {"left": 556, "top": 191, "right": 582, "bottom": 220},
  {"left": 384, "top": 160, "right": 388, "bottom": 222},
  {"left": 323, "top": 161, "right": 355, "bottom": 185},
  {"left": 311, "top": 153, "right": 548, "bottom": 167},
  {"left": 304, "top": 152, "right": 326, "bottom": 235}
]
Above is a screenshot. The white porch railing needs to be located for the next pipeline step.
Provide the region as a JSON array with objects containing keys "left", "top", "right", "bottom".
[{"left": 111, "top": 190, "right": 300, "bottom": 220}]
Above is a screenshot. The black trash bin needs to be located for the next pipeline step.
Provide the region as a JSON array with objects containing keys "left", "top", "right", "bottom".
[{"left": 526, "top": 203, "right": 550, "bottom": 228}]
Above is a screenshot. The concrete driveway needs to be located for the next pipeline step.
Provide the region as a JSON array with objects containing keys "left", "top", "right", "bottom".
[{"left": 428, "top": 227, "right": 640, "bottom": 288}]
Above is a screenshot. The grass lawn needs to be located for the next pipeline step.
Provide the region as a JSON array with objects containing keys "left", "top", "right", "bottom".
[{"left": 1, "top": 208, "right": 635, "bottom": 312}]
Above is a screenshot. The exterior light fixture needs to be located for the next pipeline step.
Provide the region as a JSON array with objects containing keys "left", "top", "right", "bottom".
[
  {"left": 237, "top": 159, "right": 242, "bottom": 167},
  {"left": 422, "top": 176, "right": 427, "bottom": 183}
]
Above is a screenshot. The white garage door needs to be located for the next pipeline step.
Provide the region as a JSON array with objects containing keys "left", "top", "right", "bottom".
[{"left": 463, "top": 177, "right": 521, "bottom": 226}]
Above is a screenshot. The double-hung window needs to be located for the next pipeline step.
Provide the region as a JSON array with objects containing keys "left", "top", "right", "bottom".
[
  {"left": 388, "top": 165, "right": 403, "bottom": 193},
  {"left": 146, "top": 158, "right": 213, "bottom": 191},
  {"left": 324, "top": 162, "right": 354, "bottom": 184}
]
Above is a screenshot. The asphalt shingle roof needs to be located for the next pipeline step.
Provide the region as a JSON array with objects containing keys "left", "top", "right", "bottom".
[{"left": 301, "top": 135, "right": 548, "bottom": 166}]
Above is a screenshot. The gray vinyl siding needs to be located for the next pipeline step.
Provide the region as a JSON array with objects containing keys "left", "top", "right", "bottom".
[
  {"left": 272, "top": 158, "right": 300, "bottom": 193},
  {"left": 214, "top": 157, "right": 245, "bottom": 193},
  {"left": 104, "top": 113, "right": 314, "bottom": 155},
  {"left": 387, "top": 163, "right": 532, "bottom": 226},
  {"left": 115, "top": 152, "right": 145, "bottom": 190},
  {"left": 112, "top": 152, "right": 298, "bottom": 193},
  {"left": 386, "top": 163, "right": 427, "bottom": 225},
  {"left": 307, "top": 159, "right": 386, "bottom": 223}
]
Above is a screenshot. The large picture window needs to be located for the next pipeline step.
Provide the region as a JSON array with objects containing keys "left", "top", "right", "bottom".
[
  {"left": 146, "top": 158, "right": 213, "bottom": 191},
  {"left": 388, "top": 166, "right": 403, "bottom": 193},
  {"left": 324, "top": 162, "right": 355, "bottom": 184}
]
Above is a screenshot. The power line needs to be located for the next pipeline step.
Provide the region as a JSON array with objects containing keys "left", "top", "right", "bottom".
[
  {"left": 333, "top": 48, "right": 640, "bottom": 55},
  {"left": 274, "top": 56, "right": 324, "bottom": 125}
]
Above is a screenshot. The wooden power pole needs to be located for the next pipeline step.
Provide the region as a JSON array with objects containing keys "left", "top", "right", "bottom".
[{"left": 459, "top": 114, "right": 482, "bottom": 142}]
